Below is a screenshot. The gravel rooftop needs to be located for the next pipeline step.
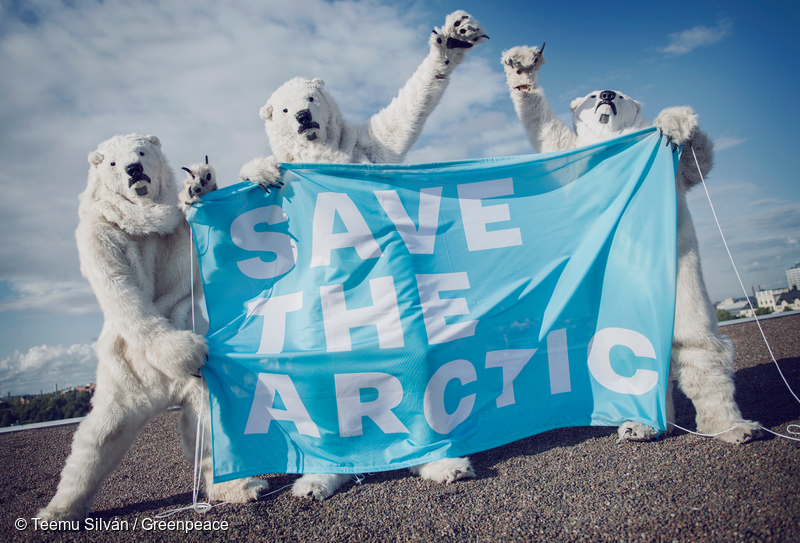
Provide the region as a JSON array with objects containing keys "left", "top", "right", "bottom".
[{"left": 2, "top": 313, "right": 798, "bottom": 542}]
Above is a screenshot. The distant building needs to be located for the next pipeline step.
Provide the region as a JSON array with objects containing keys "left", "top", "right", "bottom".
[
  {"left": 716, "top": 297, "right": 756, "bottom": 318},
  {"left": 756, "top": 288, "right": 789, "bottom": 310},
  {"left": 775, "top": 286, "right": 800, "bottom": 312},
  {"left": 59, "top": 384, "right": 96, "bottom": 396},
  {"left": 787, "top": 263, "right": 800, "bottom": 289}
]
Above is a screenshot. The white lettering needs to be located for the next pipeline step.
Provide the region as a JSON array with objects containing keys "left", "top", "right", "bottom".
[
  {"left": 485, "top": 349, "right": 536, "bottom": 408},
  {"left": 246, "top": 292, "right": 303, "bottom": 354},
  {"left": 374, "top": 187, "right": 442, "bottom": 254},
  {"left": 334, "top": 373, "right": 409, "bottom": 437},
  {"left": 416, "top": 272, "right": 477, "bottom": 345},
  {"left": 231, "top": 206, "right": 297, "bottom": 279},
  {"left": 311, "top": 192, "right": 382, "bottom": 267},
  {"left": 244, "top": 373, "right": 320, "bottom": 437},
  {"left": 587, "top": 328, "right": 659, "bottom": 395},
  {"left": 547, "top": 328, "right": 572, "bottom": 394},
  {"left": 457, "top": 178, "right": 522, "bottom": 251},
  {"left": 320, "top": 276, "right": 404, "bottom": 352},
  {"left": 423, "top": 359, "right": 476, "bottom": 434}
]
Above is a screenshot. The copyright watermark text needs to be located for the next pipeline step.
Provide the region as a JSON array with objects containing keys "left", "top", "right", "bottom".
[{"left": 17, "top": 517, "right": 229, "bottom": 532}]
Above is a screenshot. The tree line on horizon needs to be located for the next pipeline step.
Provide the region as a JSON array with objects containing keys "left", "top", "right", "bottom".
[{"left": 0, "top": 390, "right": 92, "bottom": 427}]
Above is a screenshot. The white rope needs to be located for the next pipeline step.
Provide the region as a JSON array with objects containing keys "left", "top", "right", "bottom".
[
  {"left": 692, "top": 147, "right": 799, "bottom": 405},
  {"left": 619, "top": 149, "right": 800, "bottom": 445},
  {"left": 759, "top": 425, "right": 800, "bottom": 442},
  {"left": 155, "top": 378, "right": 226, "bottom": 518},
  {"left": 154, "top": 227, "right": 221, "bottom": 519},
  {"left": 190, "top": 230, "right": 196, "bottom": 334},
  {"left": 682, "top": 147, "right": 800, "bottom": 441}
]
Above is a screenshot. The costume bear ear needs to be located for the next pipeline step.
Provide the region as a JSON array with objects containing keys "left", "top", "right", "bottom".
[
  {"left": 569, "top": 96, "right": 586, "bottom": 112},
  {"left": 88, "top": 151, "right": 104, "bottom": 166},
  {"left": 311, "top": 78, "right": 325, "bottom": 88},
  {"left": 260, "top": 103, "right": 273, "bottom": 121},
  {"left": 145, "top": 135, "right": 161, "bottom": 148}
]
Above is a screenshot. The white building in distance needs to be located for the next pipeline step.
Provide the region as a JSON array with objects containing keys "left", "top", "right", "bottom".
[
  {"left": 787, "top": 262, "right": 800, "bottom": 289},
  {"left": 716, "top": 297, "right": 756, "bottom": 318},
  {"left": 756, "top": 288, "right": 788, "bottom": 310},
  {"left": 775, "top": 286, "right": 800, "bottom": 312}
]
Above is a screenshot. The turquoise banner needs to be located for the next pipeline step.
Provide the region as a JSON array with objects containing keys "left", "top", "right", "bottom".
[{"left": 187, "top": 128, "right": 678, "bottom": 482}]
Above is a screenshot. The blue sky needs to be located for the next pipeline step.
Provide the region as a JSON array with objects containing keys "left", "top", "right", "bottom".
[{"left": 0, "top": 0, "right": 798, "bottom": 395}]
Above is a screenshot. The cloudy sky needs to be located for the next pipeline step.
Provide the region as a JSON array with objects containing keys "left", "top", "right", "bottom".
[{"left": 1, "top": 0, "right": 798, "bottom": 395}]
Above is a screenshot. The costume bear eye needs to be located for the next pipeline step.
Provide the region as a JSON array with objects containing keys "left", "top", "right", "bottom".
[
  {"left": 308, "top": 97, "right": 314, "bottom": 102},
  {"left": 110, "top": 162, "right": 115, "bottom": 166},
  {"left": 516, "top": 70, "right": 521, "bottom": 74},
  {"left": 619, "top": 96, "right": 623, "bottom": 100},
  {"left": 206, "top": 173, "right": 211, "bottom": 181},
  {"left": 139, "top": 152, "right": 144, "bottom": 156},
  {"left": 283, "top": 108, "right": 288, "bottom": 113},
  {"left": 590, "top": 95, "right": 596, "bottom": 98}
]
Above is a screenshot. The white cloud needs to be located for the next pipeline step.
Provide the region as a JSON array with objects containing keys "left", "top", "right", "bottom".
[
  {"left": 0, "top": 343, "right": 97, "bottom": 396},
  {"left": 713, "top": 136, "right": 747, "bottom": 151},
  {"left": 0, "top": 0, "right": 463, "bottom": 317},
  {"left": 688, "top": 189, "right": 800, "bottom": 300},
  {"left": 657, "top": 19, "right": 733, "bottom": 56}
]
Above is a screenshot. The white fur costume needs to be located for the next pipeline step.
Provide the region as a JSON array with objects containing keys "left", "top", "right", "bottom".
[
  {"left": 501, "top": 45, "right": 761, "bottom": 444},
  {"left": 239, "top": 10, "right": 489, "bottom": 188},
  {"left": 38, "top": 134, "right": 266, "bottom": 521},
  {"left": 241, "top": 11, "right": 489, "bottom": 500}
]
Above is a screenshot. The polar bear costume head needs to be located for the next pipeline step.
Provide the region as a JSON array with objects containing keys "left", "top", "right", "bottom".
[
  {"left": 258, "top": 77, "right": 351, "bottom": 163},
  {"left": 81, "top": 133, "right": 182, "bottom": 236},
  {"left": 569, "top": 89, "right": 650, "bottom": 144}
]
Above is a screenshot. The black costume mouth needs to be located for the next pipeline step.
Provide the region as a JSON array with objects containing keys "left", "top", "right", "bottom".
[
  {"left": 128, "top": 173, "right": 151, "bottom": 188},
  {"left": 297, "top": 122, "right": 320, "bottom": 135},
  {"left": 594, "top": 99, "right": 617, "bottom": 116}
]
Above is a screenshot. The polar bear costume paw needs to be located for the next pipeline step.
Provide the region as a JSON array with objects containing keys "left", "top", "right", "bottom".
[
  {"left": 654, "top": 106, "right": 698, "bottom": 147},
  {"left": 502, "top": 44, "right": 546, "bottom": 92},
  {"left": 179, "top": 156, "right": 217, "bottom": 212},
  {"left": 291, "top": 473, "right": 351, "bottom": 500},
  {"left": 431, "top": 11, "right": 489, "bottom": 68},
  {"left": 409, "top": 457, "right": 475, "bottom": 484},
  {"left": 700, "top": 420, "right": 762, "bottom": 444},
  {"left": 147, "top": 329, "right": 207, "bottom": 380},
  {"left": 617, "top": 421, "right": 658, "bottom": 443},
  {"left": 239, "top": 155, "right": 283, "bottom": 192},
  {"left": 207, "top": 477, "right": 270, "bottom": 503},
  {"left": 36, "top": 505, "right": 87, "bottom": 523}
]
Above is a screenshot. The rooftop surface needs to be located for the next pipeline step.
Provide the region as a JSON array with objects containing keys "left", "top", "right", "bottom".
[{"left": 2, "top": 314, "right": 798, "bottom": 542}]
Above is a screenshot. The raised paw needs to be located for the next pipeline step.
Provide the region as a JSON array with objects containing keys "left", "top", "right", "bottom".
[
  {"left": 502, "top": 44, "right": 546, "bottom": 92},
  {"left": 654, "top": 106, "right": 698, "bottom": 147},
  {"left": 617, "top": 421, "right": 658, "bottom": 443},
  {"left": 291, "top": 473, "right": 351, "bottom": 500},
  {"left": 431, "top": 11, "right": 489, "bottom": 67},
  {"left": 207, "top": 477, "right": 269, "bottom": 503},
  {"left": 409, "top": 457, "right": 475, "bottom": 485},
  {"left": 179, "top": 155, "right": 217, "bottom": 212}
]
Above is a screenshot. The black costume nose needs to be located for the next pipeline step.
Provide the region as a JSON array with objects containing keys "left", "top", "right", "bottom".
[
  {"left": 295, "top": 109, "right": 313, "bottom": 124},
  {"left": 125, "top": 162, "right": 143, "bottom": 177},
  {"left": 600, "top": 90, "right": 616, "bottom": 101}
]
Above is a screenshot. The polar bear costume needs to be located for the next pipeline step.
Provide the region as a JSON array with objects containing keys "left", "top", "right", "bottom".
[
  {"left": 239, "top": 10, "right": 489, "bottom": 187},
  {"left": 38, "top": 134, "right": 266, "bottom": 521},
  {"left": 501, "top": 45, "right": 761, "bottom": 444},
  {"left": 240, "top": 11, "right": 488, "bottom": 500}
]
